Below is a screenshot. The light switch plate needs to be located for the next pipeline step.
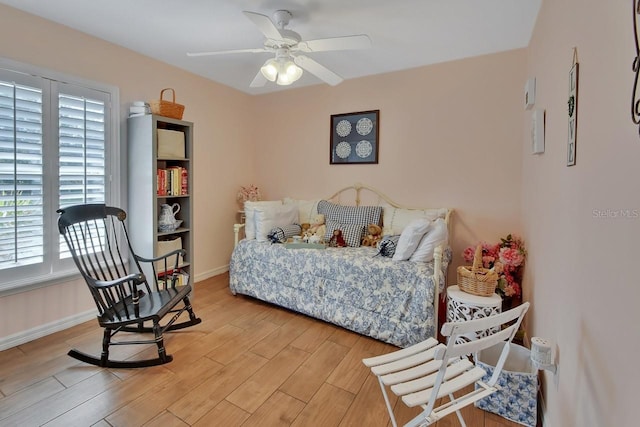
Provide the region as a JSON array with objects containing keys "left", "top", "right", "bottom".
[
  {"left": 532, "top": 109, "right": 545, "bottom": 154},
  {"left": 525, "top": 77, "right": 536, "bottom": 110}
]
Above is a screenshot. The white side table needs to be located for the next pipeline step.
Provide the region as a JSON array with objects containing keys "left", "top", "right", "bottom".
[{"left": 447, "top": 285, "right": 502, "bottom": 343}]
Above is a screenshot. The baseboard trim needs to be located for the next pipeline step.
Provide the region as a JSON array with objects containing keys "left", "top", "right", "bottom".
[
  {"left": 0, "top": 309, "right": 97, "bottom": 351},
  {"left": 195, "top": 265, "right": 229, "bottom": 283},
  {"left": 0, "top": 265, "right": 230, "bottom": 352}
]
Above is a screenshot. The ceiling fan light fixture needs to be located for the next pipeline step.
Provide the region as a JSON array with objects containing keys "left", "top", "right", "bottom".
[
  {"left": 262, "top": 56, "right": 303, "bottom": 86},
  {"left": 276, "top": 73, "right": 294, "bottom": 85},
  {"left": 260, "top": 59, "right": 278, "bottom": 81},
  {"left": 276, "top": 59, "right": 302, "bottom": 85}
]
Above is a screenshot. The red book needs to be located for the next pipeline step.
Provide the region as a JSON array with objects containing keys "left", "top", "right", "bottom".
[
  {"left": 157, "top": 169, "right": 166, "bottom": 196},
  {"left": 181, "top": 167, "right": 188, "bottom": 195}
]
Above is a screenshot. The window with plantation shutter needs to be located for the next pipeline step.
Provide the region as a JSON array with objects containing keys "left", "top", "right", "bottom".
[
  {"left": 57, "top": 88, "right": 108, "bottom": 259},
  {"left": 0, "top": 60, "right": 120, "bottom": 293},
  {"left": 0, "top": 80, "right": 44, "bottom": 269}
]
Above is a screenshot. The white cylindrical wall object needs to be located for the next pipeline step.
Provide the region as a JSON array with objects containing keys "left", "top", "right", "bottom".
[{"left": 530, "top": 336, "right": 553, "bottom": 366}]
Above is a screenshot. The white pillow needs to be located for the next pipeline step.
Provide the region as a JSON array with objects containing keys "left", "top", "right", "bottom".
[
  {"left": 409, "top": 218, "right": 448, "bottom": 263},
  {"left": 254, "top": 204, "right": 299, "bottom": 242},
  {"left": 382, "top": 206, "right": 448, "bottom": 235},
  {"left": 283, "top": 198, "right": 320, "bottom": 224},
  {"left": 244, "top": 200, "right": 282, "bottom": 240},
  {"left": 392, "top": 218, "right": 431, "bottom": 261}
]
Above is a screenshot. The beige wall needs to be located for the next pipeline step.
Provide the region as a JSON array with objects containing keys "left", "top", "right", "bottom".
[
  {"left": 250, "top": 49, "right": 527, "bottom": 276},
  {"left": 0, "top": 5, "right": 255, "bottom": 341},
  {"left": 524, "top": 1, "right": 640, "bottom": 426}
]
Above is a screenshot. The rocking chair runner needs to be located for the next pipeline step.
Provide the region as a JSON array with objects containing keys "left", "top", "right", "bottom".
[
  {"left": 363, "top": 302, "right": 529, "bottom": 427},
  {"left": 57, "top": 204, "right": 201, "bottom": 368}
]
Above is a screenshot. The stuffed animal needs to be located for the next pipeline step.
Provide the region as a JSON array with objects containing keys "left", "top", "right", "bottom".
[
  {"left": 299, "top": 223, "right": 310, "bottom": 237},
  {"left": 308, "top": 234, "right": 322, "bottom": 244},
  {"left": 361, "top": 223, "right": 383, "bottom": 247},
  {"left": 305, "top": 214, "right": 326, "bottom": 241},
  {"left": 329, "top": 229, "right": 347, "bottom": 247}
]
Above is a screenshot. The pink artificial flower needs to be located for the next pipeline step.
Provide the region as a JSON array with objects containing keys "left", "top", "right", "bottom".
[
  {"left": 482, "top": 243, "right": 500, "bottom": 258},
  {"left": 482, "top": 255, "right": 495, "bottom": 268},
  {"left": 502, "top": 264, "right": 515, "bottom": 274},
  {"left": 502, "top": 281, "right": 521, "bottom": 298},
  {"left": 237, "top": 184, "right": 261, "bottom": 203},
  {"left": 462, "top": 246, "right": 476, "bottom": 263},
  {"left": 499, "top": 247, "right": 524, "bottom": 267},
  {"left": 493, "top": 261, "right": 504, "bottom": 274},
  {"left": 504, "top": 268, "right": 519, "bottom": 283},
  {"left": 503, "top": 284, "right": 517, "bottom": 297},
  {"left": 505, "top": 272, "right": 515, "bottom": 286},
  {"left": 512, "top": 282, "right": 521, "bottom": 297}
]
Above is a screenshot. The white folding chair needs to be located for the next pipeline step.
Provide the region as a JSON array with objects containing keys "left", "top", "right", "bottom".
[{"left": 362, "top": 302, "right": 529, "bottom": 427}]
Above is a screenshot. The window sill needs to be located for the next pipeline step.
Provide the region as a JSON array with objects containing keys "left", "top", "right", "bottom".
[{"left": 0, "top": 270, "right": 82, "bottom": 297}]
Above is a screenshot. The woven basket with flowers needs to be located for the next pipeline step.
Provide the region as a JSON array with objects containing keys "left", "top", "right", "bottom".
[{"left": 457, "top": 244, "right": 499, "bottom": 296}]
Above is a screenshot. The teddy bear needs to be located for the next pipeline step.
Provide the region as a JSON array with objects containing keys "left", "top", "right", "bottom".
[
  {"left": 328, "top": 229, "right": 347, "bottom": 247},
  {"left": 361, "top": 223, "right": 383, "bottom": 247},
  {"left": 304, "top": 214, "right": 326, "bottom": 241},
  {"left": 299, "top": 223, "right": 310, "bottom": 237}
]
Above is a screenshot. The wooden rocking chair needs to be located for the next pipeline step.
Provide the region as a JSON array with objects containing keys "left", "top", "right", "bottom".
[
  {"left": 363, "top": 302, "right": 529, "bottom": 427},
  {"left": 57, "top": 204, "right": 201, "bottom": 368}
]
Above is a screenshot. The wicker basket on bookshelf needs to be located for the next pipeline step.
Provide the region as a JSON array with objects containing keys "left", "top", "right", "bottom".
[
  {"left": 457, "top": 244, "right": 499, "bottom": 297},
  {"left": 150, "top": 88, "right": 184, "bottom": 120}
]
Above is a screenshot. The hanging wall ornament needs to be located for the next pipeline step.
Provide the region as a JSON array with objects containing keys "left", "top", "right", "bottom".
[
  {"left": 632, "top": 0, "right": 640, "bottom": 135},
  {"left": 567, "top": 48, "right": 579, "bottom": 166}
]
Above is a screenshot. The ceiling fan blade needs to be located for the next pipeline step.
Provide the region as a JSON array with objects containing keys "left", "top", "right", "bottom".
[
  {"left": 187, "top": 47, "right": 268, "bottom": 57},
  {"left": 250, "top": 70, "right": 268, "bottom": 88},
  {"left": 294, "top": 55, "right": 343, "bottom": 86},
  {"left": 297, "top": 34, "right": 372, "bottom": 53},
  {"left": 243, "top": 11, "right": 284, "bottom": 42}
]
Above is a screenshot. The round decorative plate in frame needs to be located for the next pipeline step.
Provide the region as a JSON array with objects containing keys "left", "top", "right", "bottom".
[
  {"left": 356, "top": 117, "right": 373, "bottom": 136},
  {"left": 355, "top": 140, "right": 373, "bottom": 158},
  {"left": 335, "top": 141, "right": 352, "bottom": 159},
  {"left": 336, "top": 120, "right": 352, "bottom": 137}
]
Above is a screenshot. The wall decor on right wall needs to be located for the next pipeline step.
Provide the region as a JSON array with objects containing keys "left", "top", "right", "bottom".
[
  {"left": 567, "top": 48, "right": 579, "bottom": 166},
  {"left": 632, "top": 0, "right": 640, "bottom": 135},
  {"left": 532, "top": 109, "right": 545, "bottom": 154}
]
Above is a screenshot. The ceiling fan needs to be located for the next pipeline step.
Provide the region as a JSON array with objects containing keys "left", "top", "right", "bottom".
[{"left": 187, "top": 10, "right": 372, "bottom": 88}]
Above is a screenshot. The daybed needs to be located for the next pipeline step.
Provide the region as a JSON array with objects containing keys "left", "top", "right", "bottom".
[{"left": 229, "top": 184, "right": 453, "bottom": 348}]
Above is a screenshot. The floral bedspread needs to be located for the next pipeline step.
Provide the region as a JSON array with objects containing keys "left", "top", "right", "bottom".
[{"left": 229, "top": 240, "right": 450, "bottom": 347}]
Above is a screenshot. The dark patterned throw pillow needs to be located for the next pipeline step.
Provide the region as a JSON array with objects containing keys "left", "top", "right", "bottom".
[
  {"left": 267, "top": 224, "right": 302, "bottom": 243},
  {"left": 376, "top": 235, "right": 401, "bottom": 257},
  {"left": 317, "top": 200, "right": 382, "bottom": 227}
]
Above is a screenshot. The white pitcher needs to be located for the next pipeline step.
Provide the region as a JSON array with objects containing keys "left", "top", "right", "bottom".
[{"left": 158, "top": 203, "right": 180, "bottom": 231}]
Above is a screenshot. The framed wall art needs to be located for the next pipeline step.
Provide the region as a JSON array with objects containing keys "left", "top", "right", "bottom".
[
  {"left": 632, "top": 0, "right": 640, "bottom": 135},
  {"left": 330, "top": 110, "right": 379, "bottom": 164},
  {"left": 567, "top": 49, "right": 579, "bottom": 166}
]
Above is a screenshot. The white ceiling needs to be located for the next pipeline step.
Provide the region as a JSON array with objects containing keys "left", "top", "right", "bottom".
[{"left": 0, "top": 0, "right": 541, "bottom": 95}]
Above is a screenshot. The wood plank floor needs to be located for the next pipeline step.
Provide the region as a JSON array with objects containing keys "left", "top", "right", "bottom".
[{"left": 0, "top": 273, "right": 526, "bottom": 427}]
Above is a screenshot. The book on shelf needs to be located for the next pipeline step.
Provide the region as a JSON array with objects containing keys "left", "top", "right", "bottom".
[
  {"left": 156, "top": 166, "right": 188, "bottom": 196},
  {"left": 157, "top": 269, "right": 190, "bottom": 290},
  {"left": 157, "top": 169, "right": 166, "bottom": 196},
  {"left": 181, "top": 167, "right": 188, "bottom": 195}
]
